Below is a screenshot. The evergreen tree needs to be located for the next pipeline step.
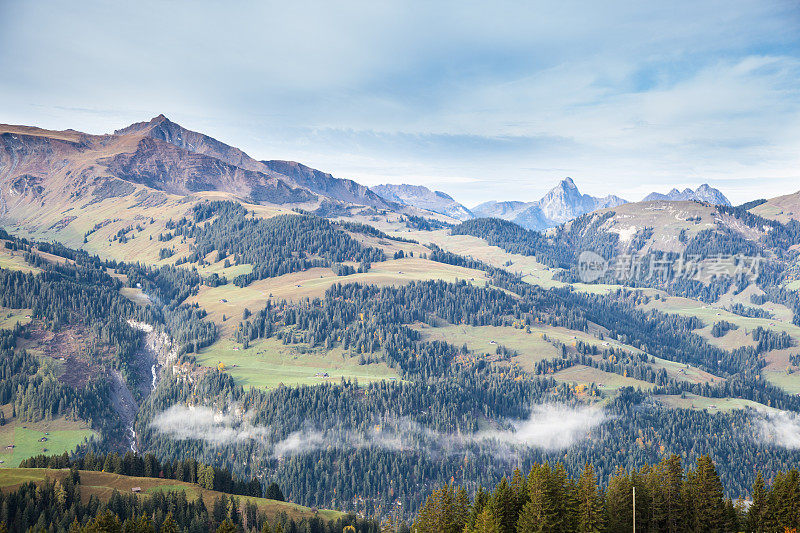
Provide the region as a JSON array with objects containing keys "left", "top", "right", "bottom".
[
  {"left": 689, "top": 455, "right": 726, "bottom": 533},
  {"left": 84, "top": 510, "right": 122, "bottom": 533},
  {"left": 747, "top": 473, "right": 766, "bottom": 533},
  {"left": 454, "top": 486, "right": 471, "bottom": 533},
  {"left": 604, "top": 467, "right": 633, "bottom": 533},
  {"left": 517, "top": 464, "right": 558, "bottom": 533},
  {"left": 470, "top": 508, "right": 499, "bottom": 533},
  {"left": 577, "top": 463, "right": 603, "bottom": 533},
  {"left": 266, "top": 482, "right": 284, "bottom": 501},
  {"left": 661, "top": 454, "right": 686, "bottom": 533},
  {"left": 161, "top": 513, "right": 179, "bottom": 533},
  {"left": 489, "top": 478, "right": 517, "bottom": 533},
  {"left": 216, "top": 519, "right": 238, "bottom": 533}
]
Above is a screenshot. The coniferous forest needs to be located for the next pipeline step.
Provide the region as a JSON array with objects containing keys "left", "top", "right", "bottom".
[{"left": 414, "top": 455, "right": 800, "bottom": 533}]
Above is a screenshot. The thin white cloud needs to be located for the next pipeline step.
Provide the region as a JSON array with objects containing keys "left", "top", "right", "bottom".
[
  {"left": 473, "top": 404, "right": 607, "bottom": 451},
  {"left": 149, "top": 405, "right": 271, "bottom": 445},
  {"left": 757, "top": 410, "right": 800, "bottom": 449},
  {"left": 151, "top": 403, "right": 607, "bottom": 456},
  {"left": 270, "top": 404, "right": 607, "bottom": 458}
]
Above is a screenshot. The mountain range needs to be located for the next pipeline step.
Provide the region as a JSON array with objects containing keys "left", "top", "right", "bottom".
[
  {"left": 3, "top": 113, "right": 800, "bottom": 528},
  {"left": 0, "top": 115, "right": 397, "bottom": 220},
  {"left": 370, "top": 178, "right": 630, "bottom": 230},
  {"left": 642, "top": 184, "right": 730, "bottom": 205},
  {"left": 0, "top": 115, "right": 735, "bottom": 233},
  {"left": 470, "top": 177, "right": 628, "bottom": 230}
]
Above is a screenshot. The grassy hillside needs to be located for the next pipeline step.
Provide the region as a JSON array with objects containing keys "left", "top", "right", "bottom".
[
  {"left": 195, "top": 337, "right": 401, "bottom": 389},
  {"left": 0, "top": 468, "right": 342, "bottom": 522},
  {"left": 0, "top": 405, "right": 95, "bottom": 468},
  {"left": 751, "top": 190, "right": 800, "bottom": 223}
]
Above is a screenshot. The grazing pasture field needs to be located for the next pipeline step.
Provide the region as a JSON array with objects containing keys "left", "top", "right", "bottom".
[
  {"left": 394, "top": 229, "right": 621, "bottom": 294},
  {"left": 412, "top": 323, "right": 561, "bottom": 371},
  {"left": 0, "top": 246, "right": 39, "bottom": 273},
  {"left": 655, "top": 393, "right": 776, "bottom": 413},
  {"left": 190, "top": 257, "right": 490, "bottom": 336},
  {"left": 195, "top": 337, "right": 400, "bottom": 389},
  {"left": 640, "top": 295, "right": 800, "bottom": 344},
  {"left": 761, "top": 348, "right": 800, "bottom": 395},
  {"left": 649, "top": 356, "right": 722, "bottom": 385},
  {"left": 0, "top": 405, "right": 96, "bottom": 468},
  {"left": 412, "top": 322, "right": 719, "bottom": 384},
  {"left": 552, "top": 364, "right": 655, "bottom": 393},
  {"left": 0, "top": 307, "right": 32, "bottom": 330}
]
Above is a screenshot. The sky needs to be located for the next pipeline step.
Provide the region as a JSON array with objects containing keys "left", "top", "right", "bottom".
[{"left": 1, "top": 1, "right": 799, "bottom": 206}]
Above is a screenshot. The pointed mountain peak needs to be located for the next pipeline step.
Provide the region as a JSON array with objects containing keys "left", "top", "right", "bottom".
[
  {"left": 542, "top": 178, "right": 582, "bottom": 204},
  {"left": 473, "top": 177, "right": 626, "bottom": 229},
  {"left": 115, "top": 114, "right": 179, "bottom": 136}
]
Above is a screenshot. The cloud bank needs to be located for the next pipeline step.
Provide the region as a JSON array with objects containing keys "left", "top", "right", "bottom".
[{"left": 472, "top": 404, "right": 607, "bottom": 451}]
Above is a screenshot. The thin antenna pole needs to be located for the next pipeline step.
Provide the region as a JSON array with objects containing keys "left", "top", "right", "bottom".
[{"left": 633, "top": 486, "right": 636, "bottom": 533}]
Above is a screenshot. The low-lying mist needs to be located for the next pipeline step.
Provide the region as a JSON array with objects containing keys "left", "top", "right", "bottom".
[
  {"left": 756, "top": 410, "right": 800, "bottom": 449},
  {"left": 150, "top": 402, "right": 608, "bottom": 458},
  {"left": 150, "top": 405, "right": 271, "bottom": 445}
]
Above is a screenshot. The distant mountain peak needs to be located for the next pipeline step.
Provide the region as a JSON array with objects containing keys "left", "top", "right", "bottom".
[
  {"left": 643, "top": 184, "right": 730, "bottom": 206},
  {"left": 472, "top": 178, "right": 627, "bottom": 230}
]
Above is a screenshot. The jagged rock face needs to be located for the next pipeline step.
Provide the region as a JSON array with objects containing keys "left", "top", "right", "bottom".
[
  {"left": 643, "top": 184, "right": 730, "bottom": 205},
  {"left": 0, "top": 131, "right": 82, "bottom": 183},
  {"left": 472, "top": 178, "right": 627, "bottom": 230},
  {"left": 693, "top": 184, "right": 731, "bottom": 206},
  {"left": 3, "top": 114, "right": 430, "bottom": 213},
  {"left": 0, "top": 130, "right": 92, "bottom": 214},
  {"left": 370, "top": 183, "right": 473, "bottom": 220}
]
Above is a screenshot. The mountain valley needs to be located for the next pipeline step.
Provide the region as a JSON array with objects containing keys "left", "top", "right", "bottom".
[{"left": 2, "top": 116, "right": 800, "bottom": 530}]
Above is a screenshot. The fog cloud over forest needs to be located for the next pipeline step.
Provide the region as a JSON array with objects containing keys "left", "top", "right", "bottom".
[
  {"left": 757, "top": 410, "right": 800, "bottom": 449},
  {"left": 151, "top": 403, "right": 608, "bottom": 457}
]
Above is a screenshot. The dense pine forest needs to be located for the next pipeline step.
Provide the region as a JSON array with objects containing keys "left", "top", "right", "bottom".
[{"left": 414, "top": 455, "right": 800, "bottom": 533}]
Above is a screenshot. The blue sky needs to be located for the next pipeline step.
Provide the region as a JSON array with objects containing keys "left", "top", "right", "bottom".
[{"left": 1, "top": 0, "right": 798, "bottom": 205}]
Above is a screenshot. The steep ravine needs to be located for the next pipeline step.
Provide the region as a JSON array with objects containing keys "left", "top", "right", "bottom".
[{"left": 120, "top": 321, "right": 178, "bottom": 453}]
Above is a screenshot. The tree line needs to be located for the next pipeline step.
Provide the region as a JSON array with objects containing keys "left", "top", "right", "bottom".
[{"left": 414, "top": 454, "right": 800, "bottom": 532}]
